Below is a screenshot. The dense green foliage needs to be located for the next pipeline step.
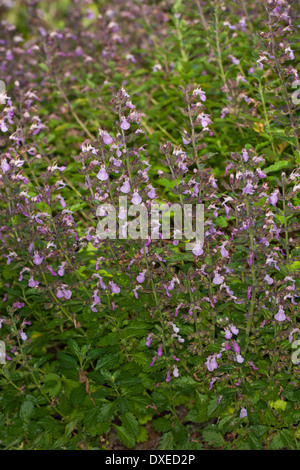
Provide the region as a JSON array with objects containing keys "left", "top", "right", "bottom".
[{"left": 0, "top": 0, "right": 299, "bottom": 450}]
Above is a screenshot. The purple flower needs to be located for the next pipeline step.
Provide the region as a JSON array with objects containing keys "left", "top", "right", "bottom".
[
  {"left": 232, "top": 341, "right": 240, "bottom": 353},
  {"left": 230, "top": 325, "right": 239, "bottom": 335},
  {"left": 269, "top": 190, "right": 279, "bottom": 206},
  {"left": 275, "top": 306, "right": 286, "bottom": 322},
  {"left": 58, "top": 263, "right": 66, "bottom": 277},
  {"left": 193, "top": 86, "right": 206, "bottom": 101},
  {"left": 242, "top": 149, "right": 249, "bottom": 162},
  {"left": 20, "top": 331, "right": 27, "bottom": 341},
  {"left": 182, "top": 136, "right": 191, "bottom": 145},
  {"left": 171, "top": 322, "right": 180, "bottom": 334},
  {"left": 33, "top": 252, "right": 44, "bottom": 265},
  {"left": 146, "top": 333, "right": 153, "bottom": 347},
  {"left": 173, "top": 366, "right": 179, "bottom": 378},
  {"left": 192, "top": 241, "right": 203, "bottom": 256},
  {"left": 213, "top": 272, "right": 224, "bottom": 285},
  {"left": 120, "top": 180, "right": 131, "bottom": 194},
  {"left": 131, "top": 191, "right": 142, "bottom": 204},
  {"left": 225, "top": 328, "right": 232, "bottom": 339},
  {"left": 56, "top": 287, "right": 72, "bottom": 300},
  {"left": 240, "top": 407, "right": 247, "bottom": 418},
  {"left": 28, "top": 277, "right": 39, "bottom": 288},
  {"left": 150, "top": 357, "right": 157, "bottom": 367},
  {"left": 58, "top": 196, "right": 66, "bottom": 208},
  {"left": 136, "top": 271, "right": 146, "bottom": 283},
  {"left": 264, "top": 274, "right": 273, "bottom": 285},
  {"left": 166, "top": 371, "right": 171, "bottom": 383},
  {"left": 102, "top": 131, "right": 113, "bottom": 145},
  {"left": 229, "top": 54, "right": 240, "bottom": 65},
  {"left": 133, "top": 286, "right": 141, "bottom": 299},
  {"left": 97, "top": 165, "right": 109, "bottom": 181},
  {"left": 1, "top": 159, "right": 10, "bottom": 172},
  {"left": 256, "top": 167, "right": 267, "bottom": 178},
  {"left": 206, "top": 355, "right": 218, "bottom": 372},
  {"left": 220, "top": 242, "right": 229, "bottom": 258},
  {"left": 157, "top": 344, "right": 163, "bottom": 357},
  {"left": 248, "top": 361, "right": 258, "bottom": 370},
  {"left": 243, "top": 182, "right": 254, "bottom": 194},
  {"left": 289, "top": 329, "right": 300, "bottom": 343},
  {"left": 110, "top": 281, "right": 120, "bottom": 294},
  {"left": 236, "top": 354, "right": 244, "bottom": 363},
  {"left": 1, "top": 121, "right": 8, "bottom": 132},
  {"left": 147, "top": 186, "right": 156, "bottom": 199},
  {"left": 120, "top": 118, "right": 130, "bottom": 130}
]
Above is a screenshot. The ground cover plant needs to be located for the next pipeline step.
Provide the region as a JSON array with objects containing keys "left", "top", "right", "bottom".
[{"left": 0, "top": 0, "right": 299, "bottom": 450}]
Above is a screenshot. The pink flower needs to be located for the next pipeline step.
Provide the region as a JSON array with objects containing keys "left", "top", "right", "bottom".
[
  {"left": 157, "top": 344, "right": 163, "bottom": 357},
  {"left": 173, "top": 366, "right": 179, "bottom": 378}
]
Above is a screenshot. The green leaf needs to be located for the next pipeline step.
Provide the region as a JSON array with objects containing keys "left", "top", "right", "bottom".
[
  {"left": 202, "top": 429, "right": 225, "bottom": 447},
  {"left": 264, "top": 161, "right": 290, "bottom": 174},
  {"left": 20, "top": 399, "right": 35, "bottom": 420},
  {"left": 115, "top": 425, "right": 136, "bottom": 448},
  {"left": 121, "top": 412, "right": 139, "bottom": 438}
]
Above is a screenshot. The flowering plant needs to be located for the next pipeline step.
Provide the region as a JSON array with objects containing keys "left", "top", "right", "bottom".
[{"left": 0, "top": 0, "right": 299, "bottom": 451}]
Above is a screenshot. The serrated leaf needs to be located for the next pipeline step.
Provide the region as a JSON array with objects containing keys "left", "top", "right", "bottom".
[
  {"left": 121, "top": 412, "right": 139, "bottom": 438},
  {"left": 115, "top": 425, "right": 135, "bottom": 448}
]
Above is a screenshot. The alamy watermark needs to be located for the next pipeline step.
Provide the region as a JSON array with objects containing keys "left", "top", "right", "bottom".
[
  {"left": 0, "top": 341, "right": 6, "bottom": 364},
  {"left": 95, "top": 198, "right": 204, "bottom": 251},
  {"left": 291, "top": 80, "right": 300, "bottom": 105},
  {"left": 0, "top": 80, "right": 7, "bottom": 105},
  {"left": 291, "top": 340, "right": 300, "bottom": 365}
]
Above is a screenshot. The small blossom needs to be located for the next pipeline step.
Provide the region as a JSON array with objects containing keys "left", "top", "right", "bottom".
[
  {"left": 110, "top": 281, "right": 120, "bottom": 294},
  {"left": 275, "top": 306, "right": 286, "bottom": 322},
  {"left": 97, "top": 165, "right": 109, "bottom": 181},
  {"left": 33, "top": 252, "right": 44, "bottom": 265}
]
